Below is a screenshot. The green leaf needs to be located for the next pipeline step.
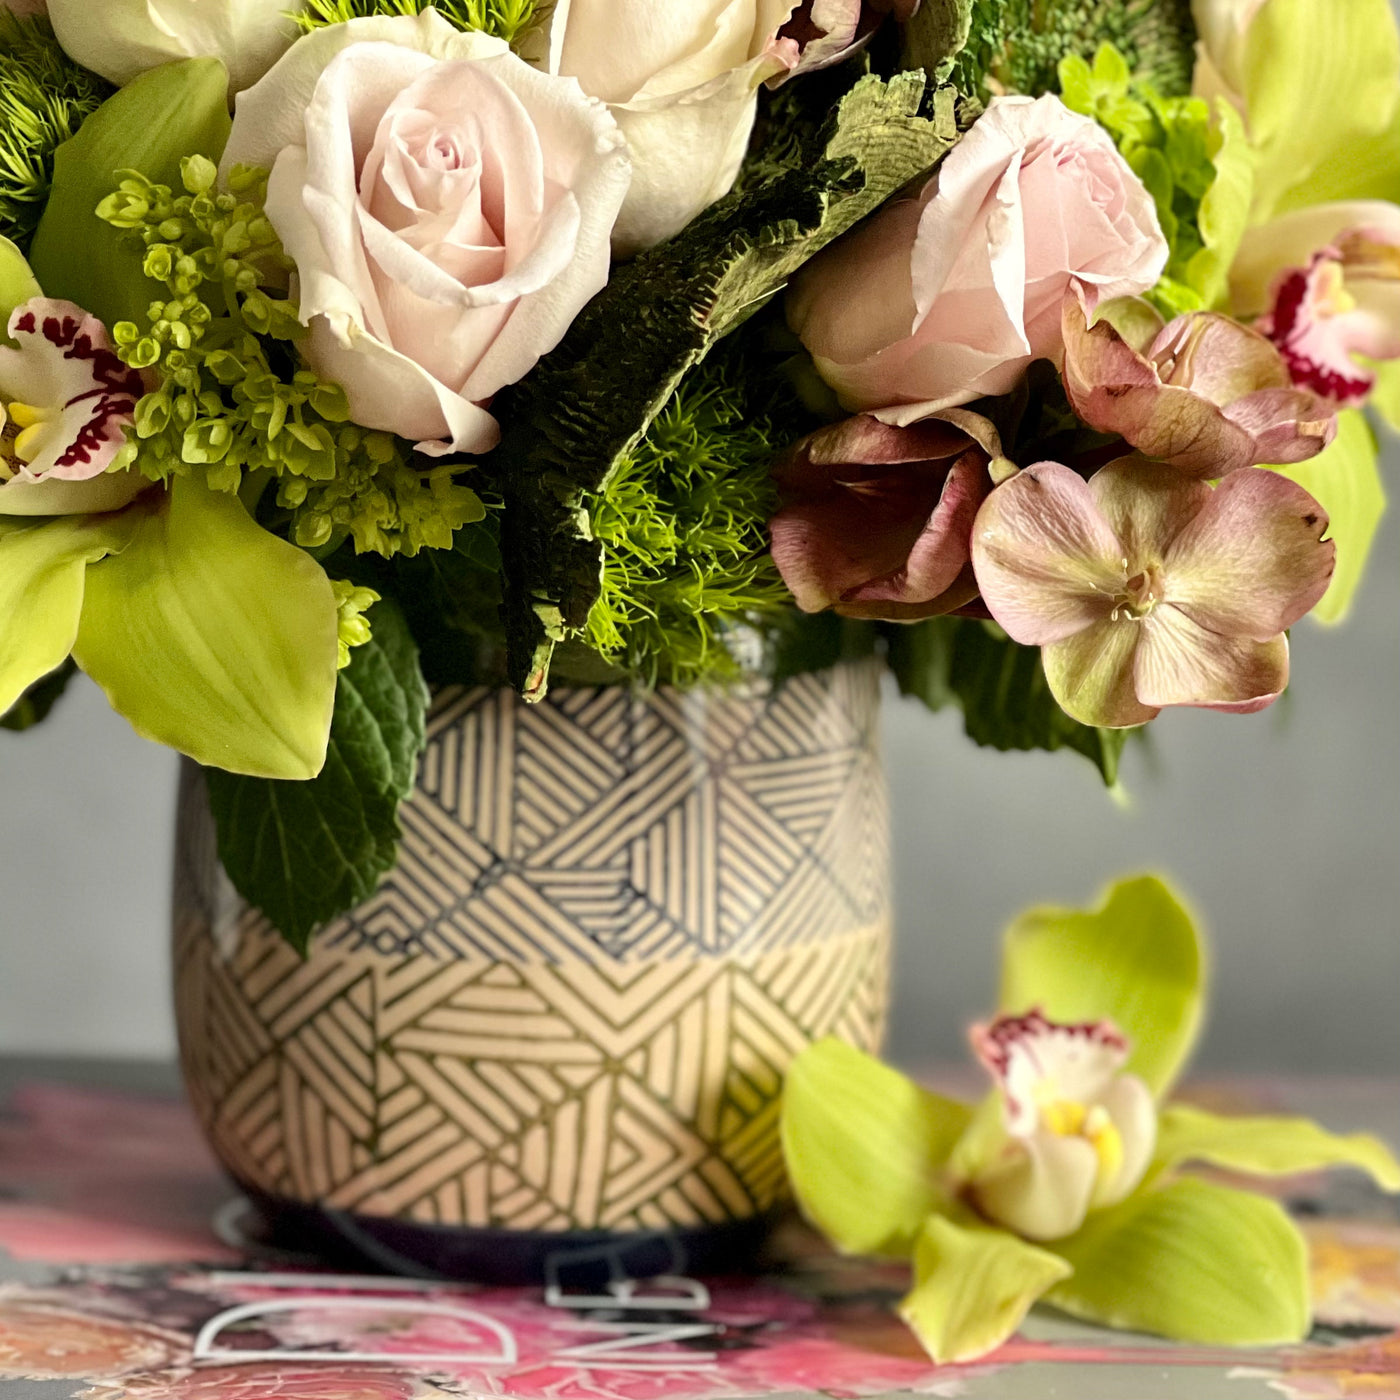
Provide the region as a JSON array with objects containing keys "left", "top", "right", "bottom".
[
  {"left": 0, "top": 658, "right": 76, "bottom": 731},
  {"left": 999, "top": 875, "right": 1204, "bottom": 1098},
  {"left": 73, "top": 476, "right": 338, "bottom": 779},
  {"left": 494, "top": 70, "right": 966, "bottom": 699},
  {"left": 204, "top": 598, "right": 428, "bottom": 952},
  {"left": 1185, "top": 101, "right": 1255, "bottom": 309},
  {"left": 900, "top": 1215, "right": 1072, "bottom": 1364},
  {"left": 1239, "top": 0, "right": 1400, "bottom": 221},
  {"left": 884, "top": 618, "right": 1129, "bottom": 786},
  {"left": 1371, "top": 362, "right": 1400, "bottom": 433},
  {"left": 1047, "top": 1179, "right": 1310, "bottom": 1345},
  {"left": 0, "top": 234, "right": 40, "bottom": 333},
  {"left": 1270, "top": 410, "right": 1385, "bottom": 626},
  {"left": 1152, "top": 1103, "right": 1400, "bottom": 1191},
  {"left": 0, "top": 513, "right": 134, "bottom": 715},
  {"left": 28, "top": 58, "right": 231, "bottom": 330},
  {"left": 900, "top": 0, "right": 973, "bottom": 79},
  {"left": 781, "top": 1038, "right": 973, "bottom": 1258}
]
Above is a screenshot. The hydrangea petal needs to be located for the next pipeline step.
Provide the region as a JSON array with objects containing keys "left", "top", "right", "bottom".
[
  {"left": 1162, "top": 468, "right": 1335, "bottom": 639},
  {"left": 1042, "top": 618, "right": 1156, "bottom": 729},
  {"left": 971, "top": 462, "right": 1123, "bottom": 646},
  {"left": 1135, "top": 607, "right": 1289, "bottom": 713}
]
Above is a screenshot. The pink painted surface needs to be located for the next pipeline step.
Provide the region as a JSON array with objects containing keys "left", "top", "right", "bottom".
[{"left": 0, "top": 1079, "right": 1396, "bottom": 1400}]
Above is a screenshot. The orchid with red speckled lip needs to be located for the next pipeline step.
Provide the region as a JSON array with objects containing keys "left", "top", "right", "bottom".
[
  {"left": 970, "top": 456, "right": 1336, "bottom": 728},
  {"left": 965, "top": 1010, "right": 1157, "bottom": 1243},
  {"left": 1061, "top": 289, "right": 1336, "bottom": 477},
  {"left": 1230, "top": 204, "right": 1400, "bottom": 409},
  {"left": 0, "top": 298, "right": 146, "bottom": 518}
]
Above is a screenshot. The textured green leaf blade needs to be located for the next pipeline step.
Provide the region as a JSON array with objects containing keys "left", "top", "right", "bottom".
[
  {"left": 1239, "top": 0, "right": 1400, "bottom": 220},
  {"left": 495, "top": 70, "right": 965, "bottom": 699},
  {"left": 1185, "top": 101, "right": 1255, "bottom": 309},
  {"left": 900, "top": 1215, "right": 1071, "bottom": 1364},
  {"left": 1153, "top": 1104, "right": 1400, "bottom": 1190},
  {"left": 0, "top": 235, "right": 40, "bottom": 331},
  {"left": 28, "top": 57, "right": 231, "bottom": 330},
  {"left": 204, "top": 598, "right": 428, "bottom": 952},
  {"left": 0, "top": 513, "right": 132, "bottom": 714},
  {"left": 781, "top": 1038, "right": 972, "bottom": 1258},
  {"left": 1047, "top": 1179, "right": 1310, "bottom": 1345},
  {"left": 74, "top": 476, "right": 338, "bottom": 779},
  {"left": 885, "top": 618, "right": 1129, "bottom": 785},
  {"left": 1270, "top": 410, "right": 1385, "bottom": 626},
  {"left": 999, "top": 875, "right": 1204, "bottom": 1098}
]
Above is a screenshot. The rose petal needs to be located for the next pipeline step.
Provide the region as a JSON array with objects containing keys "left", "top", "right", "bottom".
[
  {"left": 971, "top": 462, "right": 1124, "bottom": 646},
  {"left": 1135, "top": 606, "right": 1289, "bottom": 712},
  {"left": 1042, "top": 618, "right": 1158, "bottom": 729},
  {"left": 1162, "top": 468, "right": 1336, "bottom": 639}
]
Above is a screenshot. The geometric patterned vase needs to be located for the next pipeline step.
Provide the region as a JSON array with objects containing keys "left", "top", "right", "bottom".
[{"left": 172, "top": 660, "right": 891, "bottom": 1282}]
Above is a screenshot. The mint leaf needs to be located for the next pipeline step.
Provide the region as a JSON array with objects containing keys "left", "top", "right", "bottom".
[
  {"left": 492, "top": 70, "right": 967, "bottom": 700},
  {"left": 886, "top": 618, "right": 1129, "bottom": 785},
  {"left": 204, "top": 599, "right": 428, "bottom": 952}
]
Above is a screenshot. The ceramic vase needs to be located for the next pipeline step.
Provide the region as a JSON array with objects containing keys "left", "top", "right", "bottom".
[{"left": 172, "top": 660, "right": 892, "bottom": 1283}]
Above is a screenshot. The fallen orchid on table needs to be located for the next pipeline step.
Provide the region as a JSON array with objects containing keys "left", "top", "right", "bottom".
[
  {"left": 781, "top": 876, "right": 1400, "bottom": 1363},
  {"left": 0, "top": 0, "right": 1397, "bottom": 942}
]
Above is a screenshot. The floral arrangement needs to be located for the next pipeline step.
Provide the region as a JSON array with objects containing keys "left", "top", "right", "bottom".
[
  {"left": 0, "top": 0, "right": 1396, "bottom": 945},
  {"left": 782, "top": 875, "right": 1400, "bottom": 1360}
]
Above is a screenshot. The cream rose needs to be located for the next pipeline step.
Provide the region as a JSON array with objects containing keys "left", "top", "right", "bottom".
[
  {"left": 535, "top": 0, "right": 866, "bottom": 253},
  {"left": 48, "top": 0, "right": 306, "bottom": 92},
  {"left": 222, "top": 13, "right": 631, "bottom": 456},
  {"left": 788, "top": 94, "right": 1168, "bottom": 422}
]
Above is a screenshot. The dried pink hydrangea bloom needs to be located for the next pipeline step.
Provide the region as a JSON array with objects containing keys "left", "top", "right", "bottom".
[
  {"left": 967, "top": 1009, "right": 1157, "bottom": 1242},
  {"left": 1061, "top": 289, "right": 1335, "bottom": 477},
  {"left": 0, "top": 298, "right": 146, "bottom": 516},
  {"left": 770, "top": 409, "right": 1002, "bottom": 620},
  {"left": 970, "top": 456, "right": 1335, "bottom": 728},
  {"left": 773, "top": 0, "right": 919, "bottom": 76}
]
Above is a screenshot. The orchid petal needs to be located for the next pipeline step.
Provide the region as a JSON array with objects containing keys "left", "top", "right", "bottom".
[
  {"left": 1151, "top": 1104, "right": 1400, "bottom": 1190},
  {"left": 1042, "top": 618, "right": 1155, "bottom": 729},
  {"left": 1162, "top": 468, "right": 1335, "bottom": 639},
  {"left": 1269, "top": 409, "right": 1384, "bottom": 625},
  {"left": 1135, "top": 607, "right": 1289, "bottom": 713},
  {"left": 1047, "top": 1179, "right": 1310, "bottom": 1345},
  {"left": 782, "top": 1039, "right": 972, "bottom": 1258},
  {"left": 0, "top": 514, "right": 136, "bottom": 715},
  {"left": 971, "top": 1131, "right": 1100, "bottom": 1241},
  {"left": 998, "top": 875, "right": 1205, "bottom": 1099},
  {"left": 971, "top": 462, "right": 1123, "bottom": 646},
  {"left": 899, "top": 1215, "right": 1071, "bottom": 1365},
  {"left": 73, "top": 476, "right": 338, "bottom": 779},
  {"left": 1092, "top": 1074, "right": 1157, "bottom": 1209},
  {"left": 0, "top": 238, "right": 40, "bottom": 338}
]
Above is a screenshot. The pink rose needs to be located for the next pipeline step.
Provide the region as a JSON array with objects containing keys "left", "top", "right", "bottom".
[
  {"left": 788, "top": 94, "right": 1168, "bottom": 423},
  {"left": 223, "top": 14, "right": 631, "bottom": 457}
]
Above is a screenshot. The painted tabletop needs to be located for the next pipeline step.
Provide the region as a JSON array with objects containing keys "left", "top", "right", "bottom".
[{"left": 0, "top": 1062, "right": 1397, "bottom": 1400}]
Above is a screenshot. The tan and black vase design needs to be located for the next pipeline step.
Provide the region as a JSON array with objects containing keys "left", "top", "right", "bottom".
[{"left": 173, "top": 661, "right": 892, "bottom": 1281}]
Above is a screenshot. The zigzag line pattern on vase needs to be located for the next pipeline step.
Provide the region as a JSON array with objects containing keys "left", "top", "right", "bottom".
[{"left": 174, "top": 663, "right": 892, "bottom": 1233}]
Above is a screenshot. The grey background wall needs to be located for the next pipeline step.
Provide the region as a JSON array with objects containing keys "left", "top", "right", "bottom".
[{"left": 0, "top": 446, "right": 1396, "bottom": 1072}]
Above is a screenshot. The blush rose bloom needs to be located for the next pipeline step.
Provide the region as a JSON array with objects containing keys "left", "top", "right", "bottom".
[
  {"left": 48, "top": 0, "right": 306, "bottom": 92},
  {"left": 788, "top": 94, "right": 1168, "bottom": 423},
  {"left": 534, "top": 0, "right": 877, "bottom": 253},
  {"left": 223, "top": 13, "right": 631, "bottom": 456}
]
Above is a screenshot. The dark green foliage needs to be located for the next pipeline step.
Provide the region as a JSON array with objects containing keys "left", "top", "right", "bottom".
[
  {"left": 205, "top": 600, "right": 429, "bottom": 952},
  {"left": 296, "top": 0, "right": 545, "bottom": 45},
  {"left": 886, "top": 618, "right": 1130, "bottom": 785},
  {"left": 0, "top": 14, "right": 111, "bottom": 251},
  {"left": 947, "top": 0, "right": 1197, "bottom": 99},
  {"left": 0, "top": 660, "right": 76, "bottom": 732},
  {"left": 492, "top": 70, "right": 967, "bottom": 701}
]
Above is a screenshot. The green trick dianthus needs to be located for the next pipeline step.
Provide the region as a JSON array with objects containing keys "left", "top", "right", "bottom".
[
  {"left": 0, "top": 14, "right": 111, "bottom": 251},
  {"left": 295, "top": 0, "right": 546, "bottom": 45}
]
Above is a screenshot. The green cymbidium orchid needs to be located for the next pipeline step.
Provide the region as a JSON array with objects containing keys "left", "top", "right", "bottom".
[
  {"left": 0, "top": 230, "right": 339, "bottom": 779},
  {"left": 781, "top": 875, "right": 1400, "bottom": 1364}
]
